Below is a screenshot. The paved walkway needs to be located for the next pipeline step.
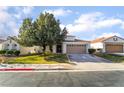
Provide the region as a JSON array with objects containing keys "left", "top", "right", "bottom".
[{"left": 111, "top": 53, "right": 124, "bottom": 56}]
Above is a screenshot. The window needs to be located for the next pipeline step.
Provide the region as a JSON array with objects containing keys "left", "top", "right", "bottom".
[
  {"left": 113, "top": 37, "right": 118, "bottom": 41},
  {"left": 14, "top": 44, "right": 17, "bottom": 46}
]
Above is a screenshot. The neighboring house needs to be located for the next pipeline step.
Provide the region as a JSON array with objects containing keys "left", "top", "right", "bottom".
[
  {"left": 91, "top": 35, "right": 124, "bottom": 53},
  {"left": 0, "top": 39, "right": 20, "bottom": 50}
]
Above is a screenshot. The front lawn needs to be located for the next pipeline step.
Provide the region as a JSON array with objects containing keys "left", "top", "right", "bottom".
[
  {"left": 95, "top": 53, "right": 124, "bottom": 63},
  {"left": 5, "top": 54, "right": 69, "bottom": 64}
]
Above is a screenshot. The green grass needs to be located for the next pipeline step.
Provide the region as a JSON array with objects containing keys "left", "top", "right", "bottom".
[
  {"left": 95, "top": 53, "right": 124, "bottom": 63},
  {"left": 5, "top": 54, "right": 69, "bottom": 64}
]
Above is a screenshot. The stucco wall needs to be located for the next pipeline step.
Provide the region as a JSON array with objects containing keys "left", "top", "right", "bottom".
[
  {"left": 1, "top": 40, "right": 20, "bottom": 50},
  {"left": 65, "top": 36, "right": 76, "bottom": 41},
  {"left": 104, "top": 36, "right": 124, "bottom": 43},
  {"left": 90, "top": 42, "right": 103, "bottom": 49},
  {"left": 20, "top": 46, "right": 42, "bottom": 55}
]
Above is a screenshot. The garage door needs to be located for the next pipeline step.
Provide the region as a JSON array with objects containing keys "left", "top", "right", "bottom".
[
  {"left": 106, "top": 44, "right": 123, "bottom": 53},
  {"left": 66, "top": 44, "right": 86, "bottom": 54}
]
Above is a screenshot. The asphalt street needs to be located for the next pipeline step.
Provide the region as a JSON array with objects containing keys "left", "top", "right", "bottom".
[{"left": 0, "top": 71, "right": 124, "bottom": 87}]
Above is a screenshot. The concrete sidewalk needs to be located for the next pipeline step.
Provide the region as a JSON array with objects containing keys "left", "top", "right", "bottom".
[
  {"left": 0, "top": 64, "right": 74, "bottom": 70},
  {"left": 73, "top": 63, "right": 124, "bottom": 71},
  {"left": 1, "top": 63, "right": 124, "bottom": 71}
]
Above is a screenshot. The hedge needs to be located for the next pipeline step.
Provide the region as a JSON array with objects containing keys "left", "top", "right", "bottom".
[{"left": 88, "top": 48, "right": 96, "bottom": 54}]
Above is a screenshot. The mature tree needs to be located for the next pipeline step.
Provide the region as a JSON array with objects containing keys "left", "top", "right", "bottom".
[
  {"left": 17, "top": 12, "right": 68, "bottom": 52},
  {"left": 18, "top": 18, "right": 35, "bottom": 47}
]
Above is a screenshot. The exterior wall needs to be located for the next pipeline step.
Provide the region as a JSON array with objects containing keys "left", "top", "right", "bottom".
[
  {"left": 90, "top": 42, "right": 103, "bottom": 49},
  {"left": 103, "top": 43, "right": 106, "bottom": 53},
  {"left": 65, "top": 36, "right": 76, "bottom": 41},
  {"left": 104, "top": 36, "right": 124, "bottom": 43},
  {"left": 123, "top": 44, "right": 124, "bottom": 52},
  {"left": 20, "top": 46, "right": 35, "bottom": 54},
  {"left": 0, "top": 44, "right": 3, "bottom": 50},
  {"left": 1, "top": 40, "right": 20, "bottom": 50},
  {"left": 62, "top": 43, "right": 67, "bottom": 54},
  {"left": 86, "top": 44, "right": 90, "bottom": 53},
  {"left": 20, "top": 46, "right": 42, "bottom": 55},
  {"left": 103, "top": 36, "right": 124, "bottom": 53},
  {"left": 52, "top": 45, "right": 56, "bottom": 53}
]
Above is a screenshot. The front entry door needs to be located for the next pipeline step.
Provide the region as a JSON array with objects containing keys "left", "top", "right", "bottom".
[{"left": 56, "top": 45, "right": 62, "bottom": 53}]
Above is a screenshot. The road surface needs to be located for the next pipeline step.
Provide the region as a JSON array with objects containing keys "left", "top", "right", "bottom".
[{"left": 0, "top": 71, "right": 124, "bottom": 87}]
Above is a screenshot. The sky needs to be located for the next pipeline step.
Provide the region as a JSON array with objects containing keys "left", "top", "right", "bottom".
[{"left": 0, "top": 6, "right": 124, "bottom": 40}]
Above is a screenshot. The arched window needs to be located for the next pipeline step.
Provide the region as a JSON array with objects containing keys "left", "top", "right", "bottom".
[{"left": 14, "top": 44, "right": 17, "bottom": 46}]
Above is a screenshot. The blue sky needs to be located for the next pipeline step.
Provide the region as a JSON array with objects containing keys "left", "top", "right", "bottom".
[{"left": 0, "top": 6, "right": 124, "bottom": 40}]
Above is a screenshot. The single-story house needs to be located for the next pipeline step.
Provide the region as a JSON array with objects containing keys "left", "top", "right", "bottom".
[
  {"left": 0, "top": 38, "right": 42, "bottom": 55},
  {"left": 0, "top": 39, "right": 20, "bottom": 50},
  {"left": 91, "top": 35, "right": 124, "bottom": 53},
  {"left": 53, "top": 35, "right": 90, "bottom": 54},
  {"left": 0, "top": 35, "right": 90, "bottom": 54}
]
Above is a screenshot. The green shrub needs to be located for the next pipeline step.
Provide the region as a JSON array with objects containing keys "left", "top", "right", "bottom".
[
  {"left": 14, "top": 50, "right": 20, "bottom": 56},
  {"left": 88, "top": 48, "right": 96, "bottom": 54},
  {"left": 6, "top": 50, "right": 14, "bottom": 55},
  {"left": 0, "top": 50, "right": 7, "bottom": 55},
  {"left": 97, "top": 48, "right": 102, "bottom": 51},
  {"left": 43, "top": 51, "right": 52, "bottom": 56}
]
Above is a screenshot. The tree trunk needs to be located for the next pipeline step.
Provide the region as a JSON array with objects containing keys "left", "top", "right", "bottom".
[{"left": 43, "top": 45, "right": 46, "bottom": 53}]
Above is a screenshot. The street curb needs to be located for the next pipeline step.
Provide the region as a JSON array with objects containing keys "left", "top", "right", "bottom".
[
  {"left": 0, "top": 68, "right": 34, "bottom": 71},
  {"left": 1, "top": 68, "right": 124, "bottom": 72}
]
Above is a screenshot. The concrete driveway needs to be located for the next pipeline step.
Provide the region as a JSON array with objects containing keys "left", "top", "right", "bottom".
[{"left": 68, "top": 54, "right": 111, "bottom": 63}]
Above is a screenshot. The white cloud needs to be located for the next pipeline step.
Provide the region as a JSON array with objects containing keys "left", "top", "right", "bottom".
[
  {"left": 43, "top": 8, "right": 72, "bottom": 17},
  {"left": 65, "top": 12, "right": 124, "bottom": 34},
  {"left": 95, "top": 18, "right": 122, "bottom": 28},
  {"left": 0, "top": 7, "right": 19, "bottom": 38},
  {"left": 98, "top": 32, "right": 121, "bottom": 38},
  {"left": 14, "top": 6, "right": 34, "bottom": 19},
  {"left": 74, "top": 12, "right": 103, "bottom": 24},
  {"left": 22, "top": 6, "right": 34, "bottom": 15},
  {"left": 0, "top": 10, "right": 10, "bottom": 23},
  {"left": 0, "top": 6, "right": 8, "bottom": 11}
]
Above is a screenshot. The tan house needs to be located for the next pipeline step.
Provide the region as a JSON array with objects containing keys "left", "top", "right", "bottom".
[
  {"left": 91, "top": 35, "right": 124, "bottom": 53},
  {"left": 0, "top": 35, "right": 90, "bottom": 54},
  {"left": 20, "top": 35, "right": 90, "bottom": 54},
  {"left": 53, "top": 35, "right": 90, "bottom": 54}
]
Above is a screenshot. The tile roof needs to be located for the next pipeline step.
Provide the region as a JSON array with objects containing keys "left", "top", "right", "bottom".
[
  {"left": 65, "top": 39, "right": 90, "bottom": 42},
  {"left": 0, "top": 39, "right": 6, "bottom": 43},
  {"left": 91, "top": 36, "right": 114, "bottom": 43}
]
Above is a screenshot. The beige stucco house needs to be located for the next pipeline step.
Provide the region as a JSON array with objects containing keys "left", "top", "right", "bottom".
[
  {"left": 20, "top": 35, "right": 90, "bottom": 54},
  {"left": 0, "top": 35, "right": 90, "bottom": 54},
  {"left": 53, "top": 35, "right": 90, "bottom": 54},
  {"left": 91, "top": 35, "right": 124, "bottom": 53},
  {"left": 1, "top": 35, "right": 123, "bottom": 54}
]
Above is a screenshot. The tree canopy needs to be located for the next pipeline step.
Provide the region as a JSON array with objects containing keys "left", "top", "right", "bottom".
[{"left": 17, "top": 12, "right": 68, "bottom": 52}]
